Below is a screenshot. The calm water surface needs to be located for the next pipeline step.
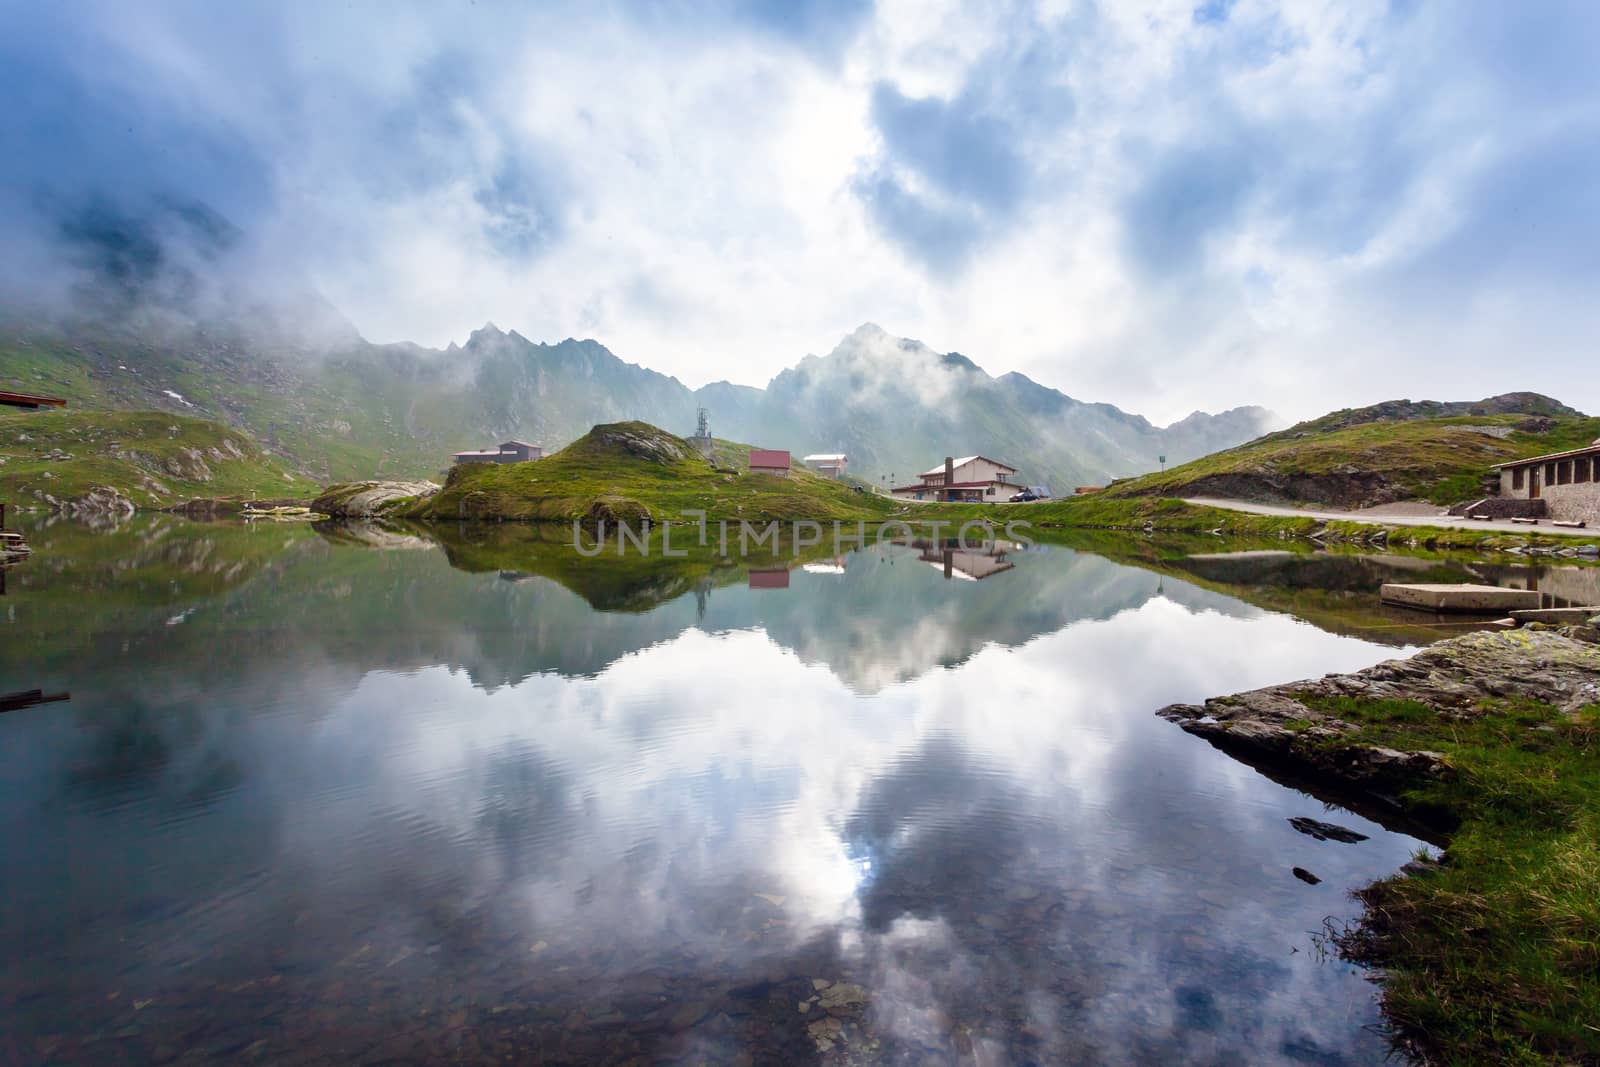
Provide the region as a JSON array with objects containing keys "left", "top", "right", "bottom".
[{"left": 1, "top": 518, "right": 1454, "bottom": 1065}]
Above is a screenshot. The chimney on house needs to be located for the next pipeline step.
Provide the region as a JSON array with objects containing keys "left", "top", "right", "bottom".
[{"left": 945, "top": 456, "right": 954, "bottom": 502}]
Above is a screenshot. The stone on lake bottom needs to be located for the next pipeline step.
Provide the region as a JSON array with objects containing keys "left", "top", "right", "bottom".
[{"left": 1288, "top": 817, "right": 1369, "bottom": 843}]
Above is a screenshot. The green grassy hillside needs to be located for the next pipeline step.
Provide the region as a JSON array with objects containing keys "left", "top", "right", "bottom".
[
  {"left": 1103, "top": 409, "right": 1600, "bottom": 507},
  {"left": 404, "top": 421, "right": 899, "bottom": 524},
  {"left": 0, "top": 409, "right": 314, "bottom": 510}
]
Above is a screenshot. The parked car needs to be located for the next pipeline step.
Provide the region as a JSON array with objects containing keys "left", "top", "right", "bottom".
[{"left": 1008, "top": 490, "right": 1040, "bottom": 503}]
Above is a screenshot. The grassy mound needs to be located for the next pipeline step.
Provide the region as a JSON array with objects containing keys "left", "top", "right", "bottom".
[
  {"left": 404, "top": 421, "right": 898, "bottom": 524},
  {"left": 0, "top": 409, "right": 313, "bottom": 510},
  {"left": 1104, "top": 409, "right": 1600, "bottom": 507}
]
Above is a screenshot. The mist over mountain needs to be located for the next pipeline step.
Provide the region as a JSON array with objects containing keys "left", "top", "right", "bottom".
[
  {"left": 1, "top": 198, "right": 1278, "bottom": 487},
  {"left": 701, "top": 325, "right": 1277, "bottom": 490}
]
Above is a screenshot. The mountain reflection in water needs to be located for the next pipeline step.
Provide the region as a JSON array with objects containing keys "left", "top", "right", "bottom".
[{"left": 6, "top": 516, "right": 1556, "bottom": 1064}]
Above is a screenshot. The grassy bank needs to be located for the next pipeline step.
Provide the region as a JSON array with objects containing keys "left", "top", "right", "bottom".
[
  {"left": 0, "top": 409, "right": 313, "bottom": 509},
  {"left": 999, "top": 495, "right": 1600, "bottom": 554},
  {"left": 1309, "top": 688, "right": 1600, "bottom": 1064},
  {"left": 1098, "top": 411, "right": 1600, "bottom": 507}
]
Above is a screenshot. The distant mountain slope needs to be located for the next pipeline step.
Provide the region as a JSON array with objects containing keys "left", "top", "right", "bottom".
[
  {"left": 1106, "top": 394, "right": 1599, "bottom": 507},
  {"left": 0, "top": 198, "right": 1278, "bottom": 488},
  {"left": 0, "top": 316, "right": 700, "bottom": 483},
  {"left": 2, "top": 313, "right": 1278, "bottom": 491}
]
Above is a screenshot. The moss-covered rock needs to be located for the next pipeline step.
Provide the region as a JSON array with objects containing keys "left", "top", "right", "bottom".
[{"left": 311, "top": 480, "right": 440, "bottom": 518}]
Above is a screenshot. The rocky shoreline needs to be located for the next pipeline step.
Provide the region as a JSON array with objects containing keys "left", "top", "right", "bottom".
[
  {"left": 1158, "top": 625, "right": 1600, "bottom": 826},
  {"left": 1158, "top": 621, "right": 1600, "bottom": 1062}
]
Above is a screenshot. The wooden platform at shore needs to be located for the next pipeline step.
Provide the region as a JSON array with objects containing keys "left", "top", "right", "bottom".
[{"left": 1380, "top": 583, "right": 1543, "bottom": 613}]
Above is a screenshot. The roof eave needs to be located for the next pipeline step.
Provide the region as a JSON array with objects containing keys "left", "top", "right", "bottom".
[{"left": 1491, "top": 442, "right": 1600, "bottom": 468}]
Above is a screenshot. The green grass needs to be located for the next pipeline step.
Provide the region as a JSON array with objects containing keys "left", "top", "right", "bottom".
[
  {"left": 1292, "top": 693, "right": 1600, "bottom": 1064},
  {"left": 1101, "top": 413, "right": 1600, "bottom": 506},
  {"left": 405, "top": 421, "right": 899, "bottom": 524},
  {"left": 977, "top": 494, "right": 1600, "bottom": 553},
  {"left": 0, "top": 409, "right": 314, "bottom": 509}
]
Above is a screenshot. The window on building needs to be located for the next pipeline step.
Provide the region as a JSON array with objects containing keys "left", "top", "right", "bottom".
[
  {"left": 1512, "top": 466, "right": 1525, "bottom": 491},
  {"left": 986, "top": 486, "right": 995, "bottom": 496},
  {"left": 1558, "top": 460, "right": 1572, "bottom": 486},
  {"left": 1577, "top": 456, "right": 1593, "bottom": 484},
  {"left": 1548, "top": 462, "right": 1558, "bottom": 484}
]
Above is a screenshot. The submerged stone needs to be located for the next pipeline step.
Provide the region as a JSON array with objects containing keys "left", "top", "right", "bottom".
[{"left": 1288, "top": 817, "right": 1369, "bottom": 843}]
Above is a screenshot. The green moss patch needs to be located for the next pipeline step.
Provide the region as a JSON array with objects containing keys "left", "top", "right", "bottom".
[{"left": 1321, "top": 693, "right": 1600, "bottom": 1064}]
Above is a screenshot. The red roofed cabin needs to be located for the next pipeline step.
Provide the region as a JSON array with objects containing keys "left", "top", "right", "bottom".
[
  {"left": 891, "top": 455, "right": 1022, "bottom": 502},
  {"left": 749, "top": 449, "right": 791, "bottom": 477}
]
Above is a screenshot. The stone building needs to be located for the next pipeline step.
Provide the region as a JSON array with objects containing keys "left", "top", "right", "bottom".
[{"left": 1493, "top": 438, "right": 1600, "bottom": 525}]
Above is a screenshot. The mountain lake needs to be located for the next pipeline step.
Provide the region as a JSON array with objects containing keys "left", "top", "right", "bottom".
[{"left": 5, "top": 515, "right": 1596, "bottom": 1066}]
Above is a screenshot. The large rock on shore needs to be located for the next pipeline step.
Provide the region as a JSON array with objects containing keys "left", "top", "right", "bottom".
[
  {"left": 1159, "top": 628, "right": 1600, "bottom": 805},
  {"left": 311, "top": 480, "right": 440, "bottom": 518},
  {"left": 42, "top": 485, "right": 139, "bottom": 519}
]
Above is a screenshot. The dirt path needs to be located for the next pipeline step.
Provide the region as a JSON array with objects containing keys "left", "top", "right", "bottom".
[{"left": 1184, "top": 496, "right": 1598, "bottom": 538}]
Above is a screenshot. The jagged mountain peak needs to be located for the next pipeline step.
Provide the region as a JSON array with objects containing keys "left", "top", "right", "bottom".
[
  {"left": 845, "top": 321, "right": 889, "bottom": 341},
  {"left": 814, "top": 324, "right": 989, "bottom": 378}
]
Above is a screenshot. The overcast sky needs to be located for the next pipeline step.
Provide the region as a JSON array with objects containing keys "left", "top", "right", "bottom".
[{"left": 4, "top": 0, "right": 1598, "bottom": 423}]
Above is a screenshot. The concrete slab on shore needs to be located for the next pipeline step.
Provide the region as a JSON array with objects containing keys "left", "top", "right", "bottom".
[
  {"left": 1509, "top": 607, "right": 1600, "bottom": 625},
  {"left": 1380, "top": 583, "right": 1542, "bottom": 613}
]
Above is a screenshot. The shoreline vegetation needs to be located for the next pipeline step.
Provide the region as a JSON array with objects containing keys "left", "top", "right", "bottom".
[
  {"left": 304, "top": 421, "right": 1600, "bottom": 559},
  {"left": 1160, "top": 627, "right": 1600, "bottom": 1065}
]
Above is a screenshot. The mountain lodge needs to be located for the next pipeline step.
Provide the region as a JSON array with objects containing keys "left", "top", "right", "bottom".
[
  {"left": 1492, "top": 438, "right": 1600, "bottom": 525},
  {"left": 891, "top": 455, "right": 1023, "bottom": 502}
]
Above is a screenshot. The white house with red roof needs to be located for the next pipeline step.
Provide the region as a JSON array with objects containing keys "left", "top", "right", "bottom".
[{"left": 891, "top": 455, "right": 1023, "bottom": 502}]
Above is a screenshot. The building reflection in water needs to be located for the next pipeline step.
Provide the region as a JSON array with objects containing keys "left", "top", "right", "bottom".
[
  {"left": 900, "top": 538, "right": 1021, "bottom": 581},
  {"left": 747, "top": 567, "right": 791, "bottom": 590}
]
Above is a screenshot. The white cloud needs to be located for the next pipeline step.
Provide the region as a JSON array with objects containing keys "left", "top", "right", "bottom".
[{"left": 5, "top": 0, "right": 1599, "bottom": 422}]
